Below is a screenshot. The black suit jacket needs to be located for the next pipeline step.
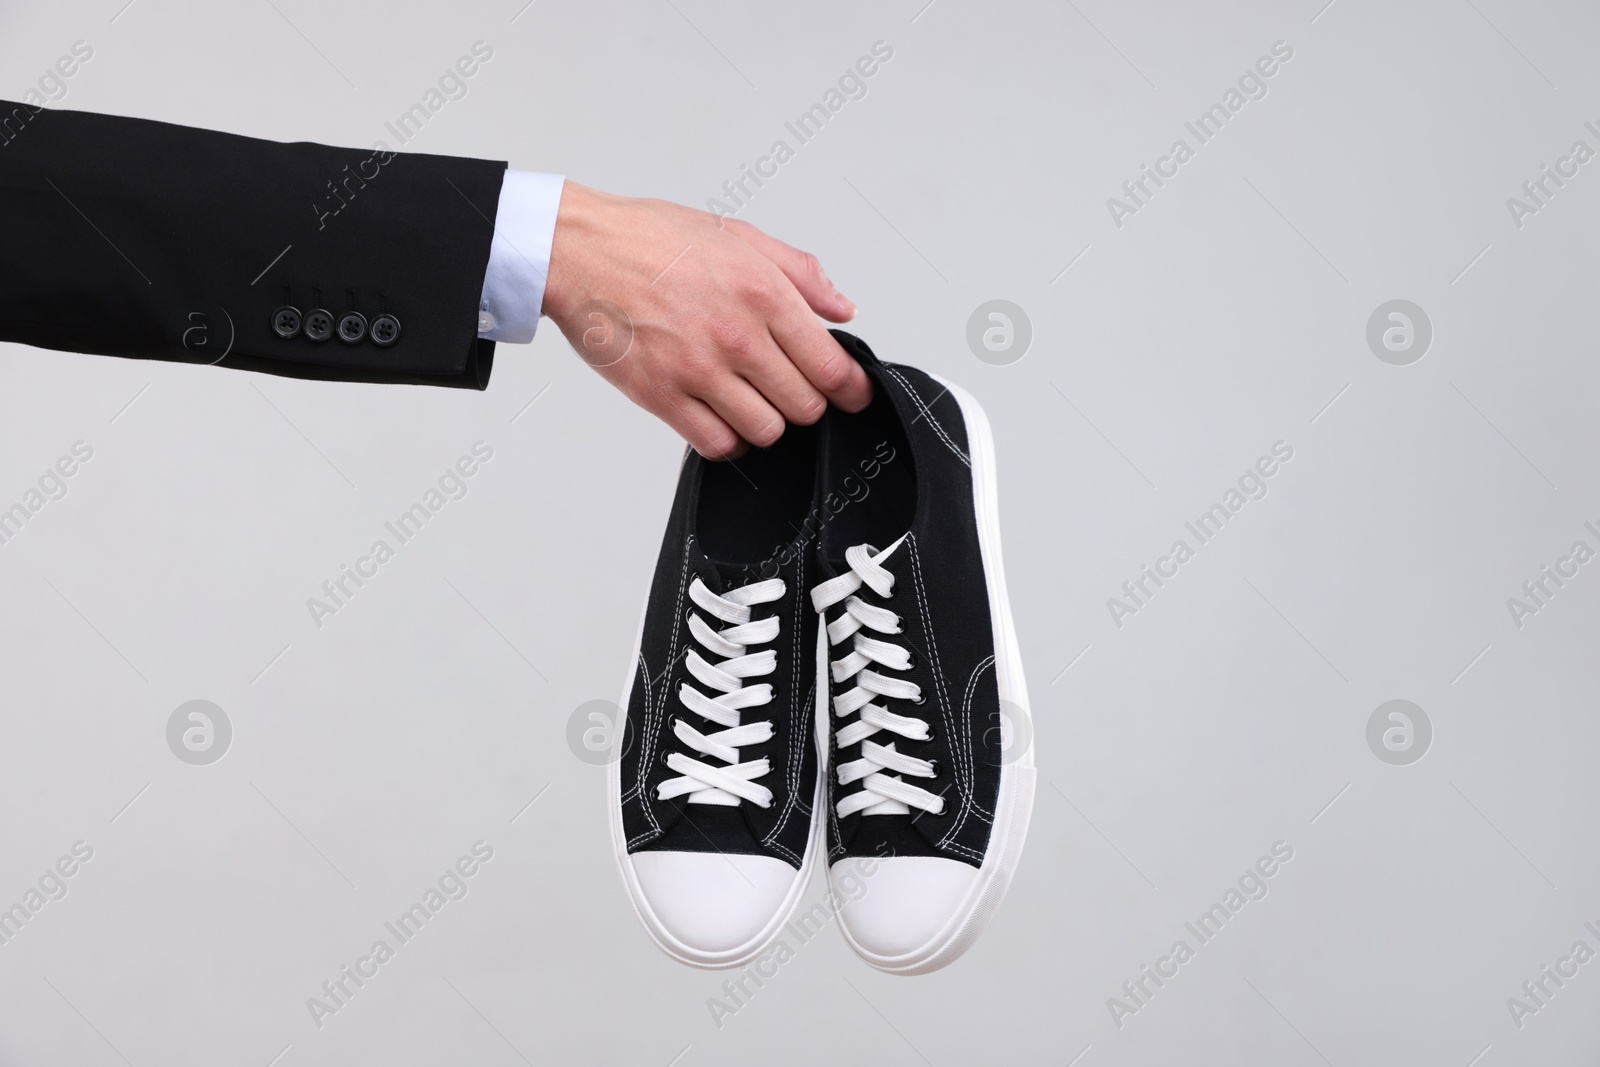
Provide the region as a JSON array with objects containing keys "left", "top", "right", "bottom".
[{"left": 0, "top": 100, "right": 507, "bottom": 388}]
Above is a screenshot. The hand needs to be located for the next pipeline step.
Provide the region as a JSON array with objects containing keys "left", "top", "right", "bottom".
[{"left": 541, "top": 181, "right": 871, "bottom": 459}]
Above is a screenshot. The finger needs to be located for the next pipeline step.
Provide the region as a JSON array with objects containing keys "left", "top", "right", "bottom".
[
  {"left": 647, "top": 387, "right": 747, "bottom": 461},
  {"left": 766, "top": 294, "right": 873, "bottom": 413},
  {"left": 725, "top": 220, "right": 856, "bottom": 322},
  {"left": 704, "top": 376, "right": 790, "bottom": 450},
  {"left": 739, "top": 336, "right": 829, "bottom": 426}
]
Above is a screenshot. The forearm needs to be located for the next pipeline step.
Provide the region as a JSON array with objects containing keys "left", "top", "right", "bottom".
[{"left": 0, "top": 99, "right": 506, "bottom": 388}]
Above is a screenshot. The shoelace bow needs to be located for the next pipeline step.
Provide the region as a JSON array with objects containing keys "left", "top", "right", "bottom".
[
  {"left": 810, "top": 539, "right": 945, "bottom": 818},
  {"left": 657, "top": 576, "right": 785, "bottom": 808}
]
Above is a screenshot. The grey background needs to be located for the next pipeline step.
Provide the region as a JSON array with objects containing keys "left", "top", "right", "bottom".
[{"left": 2, "top": 0, "right": 1597, "bottom": 1063}]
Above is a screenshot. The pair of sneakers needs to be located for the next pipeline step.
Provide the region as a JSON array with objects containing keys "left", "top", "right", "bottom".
[{"left": 607, "top": 332, "right": 1034, "bottom": 975}]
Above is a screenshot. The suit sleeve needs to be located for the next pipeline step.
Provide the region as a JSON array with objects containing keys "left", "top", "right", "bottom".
[{"left": 0, "top": 100, "right": 508, "bottom": 389}]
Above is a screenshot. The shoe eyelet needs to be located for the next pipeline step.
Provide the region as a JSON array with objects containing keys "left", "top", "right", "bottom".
[
  {"left": 904, "top": 651, "right": 917, "bottom": 670},
  {"left": 926, "top": 759, "right": 941, "bottom": 776},
  {"left": 924, "top": 725, "right": 936, "bottom": 743},
  {"left": 912, "top": 692, "right": 926, "bottom": 705}
]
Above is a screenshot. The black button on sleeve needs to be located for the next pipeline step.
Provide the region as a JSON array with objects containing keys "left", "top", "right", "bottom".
[
  {"left": 304, "top": 309, "right": 334, "bottom": 342},
  {"left": 370, "top": 314, "right": 402, "bottom": 347},
  {"left": 337, "top": 312, "right": 367, "bottom": 344},
  {"left": 271, "top": 306, "right": 302, "bottom": 339}
]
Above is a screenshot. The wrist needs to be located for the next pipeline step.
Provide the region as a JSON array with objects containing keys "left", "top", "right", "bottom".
[{"left": 543, "top": 180, "right": 604, "bottom": 323}]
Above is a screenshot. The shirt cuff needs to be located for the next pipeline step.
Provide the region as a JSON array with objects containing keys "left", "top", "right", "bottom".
[{"left": 478, "top": 170, "right": 565, "bottom": 344}]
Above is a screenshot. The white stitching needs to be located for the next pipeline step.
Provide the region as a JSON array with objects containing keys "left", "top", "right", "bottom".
[
  {"left": 620, "top": 653, "right": 651, "bottom": 805},
  {"left": 887, "top": 367, "right": 969, "bottom": 469},
  {"left": 904, "top": 535, "right": 975, "bottom": 850},
  {"left": 764, "top": 554, "right": 806, "bottom": 849},
  {"left": 633, "top": 536, "right": 695, "bottom": 840},
  {"left": 943, "top": 841, "right": 983, "bottom": 862},
  {"left": 826, "top": 661, "right": 845, "bottom": 858},
  {"left": 784, "top": 683, "right": 816, "bottom": 818},
  {"left": 961, "top": 656, "right": 997, "bottom": 821}
]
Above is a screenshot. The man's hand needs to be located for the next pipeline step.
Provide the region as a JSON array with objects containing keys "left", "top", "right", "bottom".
[{"left": 541, "top": 181, "right": 871, "bottom": 459}]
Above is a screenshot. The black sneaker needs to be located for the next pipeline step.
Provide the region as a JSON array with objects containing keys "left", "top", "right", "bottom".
[
  {"left": 609, "top": 423, "right": 824, "bottom": 968},
  {"left": 809, "top": 331, "right": 1035, "bottom": 974}
]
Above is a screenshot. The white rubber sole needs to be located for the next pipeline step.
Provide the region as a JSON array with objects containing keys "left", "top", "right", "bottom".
[
  {"left": 606, "top": 573, "right": 825, "bottom": 970},
  {"left": 830, "top": 371, "right": 1037, "bottom": 976}
]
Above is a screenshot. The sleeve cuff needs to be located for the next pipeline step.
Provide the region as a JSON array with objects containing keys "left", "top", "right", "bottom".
[{"left": 478, "top": 170, "right": 565, "bottom": 344}]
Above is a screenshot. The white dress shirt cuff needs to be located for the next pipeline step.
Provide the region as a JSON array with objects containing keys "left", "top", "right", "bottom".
[{"left": 478, "top": 170, "right": 565, "bottom": 344}]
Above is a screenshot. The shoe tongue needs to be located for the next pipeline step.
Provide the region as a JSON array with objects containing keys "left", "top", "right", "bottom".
[
  {"left": 691, "top": 540, "right": 788, "bottom": 593},
  {"left": 708, "top": 557, "right": 776, "bottom": 590}
]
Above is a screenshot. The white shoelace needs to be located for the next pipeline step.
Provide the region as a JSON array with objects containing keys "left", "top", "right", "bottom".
[
  {"left": 809, "top": 537, "right": 945, "bottom": 818},
  {"left": 657, "top": 576, "right": 786, "bottom": 809}
]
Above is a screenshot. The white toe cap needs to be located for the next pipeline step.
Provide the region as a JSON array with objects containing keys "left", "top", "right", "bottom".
[
  {"left": 835, "top": 856, "right": 978, "bottom": 960},
  {"left": 631, "top": 851, "right": 800, "bottom": 958}
]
